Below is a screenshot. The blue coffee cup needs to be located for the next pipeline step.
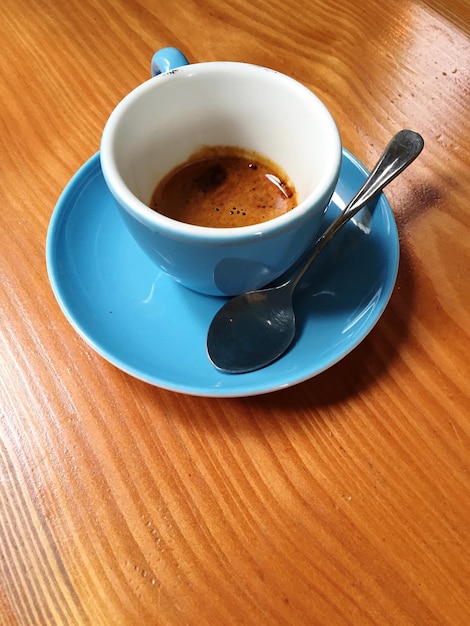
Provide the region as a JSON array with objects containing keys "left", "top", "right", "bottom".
[{"left": 100, "top": 48, "right": 341, "bottom": 296}]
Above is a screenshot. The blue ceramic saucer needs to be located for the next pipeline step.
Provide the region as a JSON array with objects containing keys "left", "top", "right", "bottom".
[{"left": 46, "top": 150, "right": 399, "bottom": 397}]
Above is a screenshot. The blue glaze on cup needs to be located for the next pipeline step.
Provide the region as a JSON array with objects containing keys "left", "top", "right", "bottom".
[{"left": 151, "top": 47, "right": 190, "bottom": 76}]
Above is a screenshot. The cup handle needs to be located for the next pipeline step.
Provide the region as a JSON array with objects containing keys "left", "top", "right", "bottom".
[{"left": 151, "top": 47, "right": 190, "bottom": 76}]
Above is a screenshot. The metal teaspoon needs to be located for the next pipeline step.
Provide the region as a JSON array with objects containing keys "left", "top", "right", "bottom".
[{"left": 206, "top": 129, "right": 424, "bottom": 373}]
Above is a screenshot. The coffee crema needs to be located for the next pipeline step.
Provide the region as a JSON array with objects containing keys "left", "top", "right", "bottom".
[{"left": 149, "top": 146, "right": 298, "bottom": 228}]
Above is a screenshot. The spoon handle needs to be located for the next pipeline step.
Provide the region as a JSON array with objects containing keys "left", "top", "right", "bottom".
[{"left": 288, "top": 129, "right": 424, "bottom": 291}]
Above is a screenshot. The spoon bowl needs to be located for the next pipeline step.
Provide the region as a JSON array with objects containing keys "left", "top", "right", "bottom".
[
  {"left": 207, "top": 130, "right": 424, "bottom": 373},
  {"left": 207, "top": 287, "right": 296, "bottom": 373}
]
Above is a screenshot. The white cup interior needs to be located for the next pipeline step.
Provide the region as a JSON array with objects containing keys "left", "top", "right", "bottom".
[{"left": 102, "top": 62, "right": 341, "bottom": 234}]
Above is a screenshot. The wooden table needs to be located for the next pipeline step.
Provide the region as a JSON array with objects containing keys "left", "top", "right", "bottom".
[{"left": 1, "top": 0, "right": 469, "bottom": 623}]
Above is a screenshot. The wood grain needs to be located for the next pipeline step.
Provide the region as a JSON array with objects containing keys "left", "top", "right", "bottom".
[{"left": 1, "top": 0, "right": 469, "bottom": 624}]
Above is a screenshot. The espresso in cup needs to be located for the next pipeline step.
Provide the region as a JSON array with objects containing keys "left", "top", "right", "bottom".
[{"left": 149, "top": 146, "right": 297, "bottom": 228}]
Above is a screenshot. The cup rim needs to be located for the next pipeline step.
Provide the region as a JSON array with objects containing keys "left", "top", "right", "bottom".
[{"left": 100, "top": 61, "right": 342, "bottom": 244}]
